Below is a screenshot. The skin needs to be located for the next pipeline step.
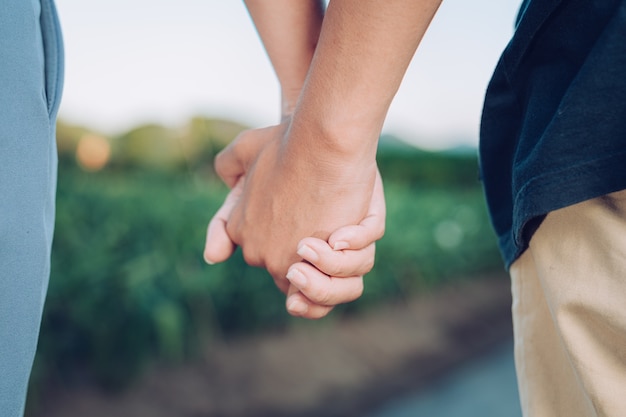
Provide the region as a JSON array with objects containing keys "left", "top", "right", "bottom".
[
  {"left": 205, "top": 0, "right": 442, "bottom": 319},
  {"left": 205, "top": 0, "right": 383, "bottom": 318},
  {"left": 242, "top": 0, "right": 324, "bottom": 119}
]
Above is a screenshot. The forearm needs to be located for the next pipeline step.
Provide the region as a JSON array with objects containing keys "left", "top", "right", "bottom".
[
  {"left": 244, "top": 0, "right": 324, "bottom": 117},
  {"left": 290, "top": 0, "right": 442, "bottom": 162}
]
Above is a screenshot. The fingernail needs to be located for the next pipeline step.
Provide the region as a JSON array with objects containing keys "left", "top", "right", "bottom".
[
  {"left": 287, "top": 296, "right": 308, "bottom": 315},
  {"left": 297, "top": 244, "right": 319, "bottom": 262},
  {"left": 333, "top": 241, "right": 350, "bottom": 251},
  {"left": 286, "top": 268, "right": 307, "bottom": 288}
]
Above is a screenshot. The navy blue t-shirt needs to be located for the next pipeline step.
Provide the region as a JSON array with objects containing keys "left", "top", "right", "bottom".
[{"left": 479, "top": 0, "right": 626, "bottom": 268}]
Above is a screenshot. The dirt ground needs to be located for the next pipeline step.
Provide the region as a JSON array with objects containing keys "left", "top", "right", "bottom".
[{"left": 27, "top": 274, "right": 513, "bottom": 417}]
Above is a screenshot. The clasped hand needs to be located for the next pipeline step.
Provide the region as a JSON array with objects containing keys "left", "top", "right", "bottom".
[{"left": 204, "top": 121, "right": 385, "bottom": 319}]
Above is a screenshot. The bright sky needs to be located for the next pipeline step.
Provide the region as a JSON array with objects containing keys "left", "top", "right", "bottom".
[{"left": 55, "top": 0, "right": 521, "bottom": 150}]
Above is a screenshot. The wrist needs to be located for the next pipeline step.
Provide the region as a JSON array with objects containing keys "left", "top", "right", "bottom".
[
  {"left": 280, "top": 116, "right": 379, "bottom": 189},
  {"left": 280, "top": 86, "right": 302, "bottom": 120},
  {"left": 288, "top": 104, "right": 382, "bottom": 166}
]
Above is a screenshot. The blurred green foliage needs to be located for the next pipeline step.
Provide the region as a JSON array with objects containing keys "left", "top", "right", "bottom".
[
  {"left": 31, "top": 118, "right": 502, "bottom": 392},
  {"left": 37, "top": 169, "right": 289, "bottom": 389}
]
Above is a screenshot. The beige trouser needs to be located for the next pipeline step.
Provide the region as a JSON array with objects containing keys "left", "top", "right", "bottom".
[{"left": 510, "top": 190, "right": 626, "bottom": 417}]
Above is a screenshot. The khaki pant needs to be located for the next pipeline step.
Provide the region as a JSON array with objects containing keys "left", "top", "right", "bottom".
[{"left": 510, "top": 190, "right": 626, "bottom": 417}]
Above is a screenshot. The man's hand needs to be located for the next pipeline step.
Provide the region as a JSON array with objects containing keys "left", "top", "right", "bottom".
[
  {"left": 203, "top": 0, "right": 441, "bottom": 320},
  {"left": 203, "top": 126, "right": 385, "bottom": 319},
  {"left": 205, "top": 121, "right": 377, "bottom": 293},
  {"left": 284, "top": 170, "right": 385, "bottom": 319}
]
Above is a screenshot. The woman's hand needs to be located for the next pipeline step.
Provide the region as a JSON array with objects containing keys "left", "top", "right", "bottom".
[{"left": 284, "top": 170, "right": 385, "bottom": 319}]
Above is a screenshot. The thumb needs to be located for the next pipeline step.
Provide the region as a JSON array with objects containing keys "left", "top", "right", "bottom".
[
  {"left": 203, "top": 179, "right": 244, "bottom": 264},
  {"left": 214, "top": 127, "right": 272, "bottom": 189}
]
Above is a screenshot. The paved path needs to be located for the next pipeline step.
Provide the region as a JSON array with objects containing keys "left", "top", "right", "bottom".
[
  {"left": 366, "top": 341, "right": 522, "bottom": 417},
  {"left": 29, "top": 277, "right": 515, "bottom": 417}
]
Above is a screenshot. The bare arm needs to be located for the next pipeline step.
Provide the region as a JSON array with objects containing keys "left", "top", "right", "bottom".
[
  {"left": 218, "top": 0, "right": 443, "bottom": 187},
  {"left": 207, "top": 0, "right": 442, "bottom": 318},
  {"left": 289, "top": 0, "right": 443, "bottom": 163},
  {"left": 244, "top": 0, "right": 324, "bottom": 117}
]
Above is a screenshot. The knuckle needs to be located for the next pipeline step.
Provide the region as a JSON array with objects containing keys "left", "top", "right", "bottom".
[
  {"left": 341, "top": 278, "right": 364, "bottom": 304},
  {"left": 325, "top": 262, "right": 344, "bottom": 278},
  {"left": 325, "top": 252, "right": 350, "bottom": 277},
  {"left": 272, "top": 276, "right": 289, "bottom": 294},
  {"left": 266, "top": 262, "right": 284, "bottom": 281},
  {"left": 241, "top": 248, "right": 263, "bottom": 268},
  {"left": 372, "top": 222, "right": 386, "bottom": 241},
  {"left": 213, "top": 147, "right": 230, "bottom": 174},
  {"left": 359, "top": 244, "right": 376, "bottom": 274},
  {"left": 362, "top": 254, "right": 375, "bottom": 274},
  {"left": 312, "top": 284, "right": 333, "bottom": 306},
  {"left": 266, "top": 255, "right": 290, "bottom": 280},
  {"left": 377, "top": 223, "right": 386, "bottom": 240},
  {"left": 353, "top": 278, "right": 365, "bottom": 300},
  {"left": 225, "top": 221, "right": 241, "bottom": 246}
]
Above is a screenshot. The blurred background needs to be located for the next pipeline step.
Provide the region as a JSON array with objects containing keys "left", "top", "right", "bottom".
[{"left": 26, "top": 0, "right": 523, "bottom": 416}]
